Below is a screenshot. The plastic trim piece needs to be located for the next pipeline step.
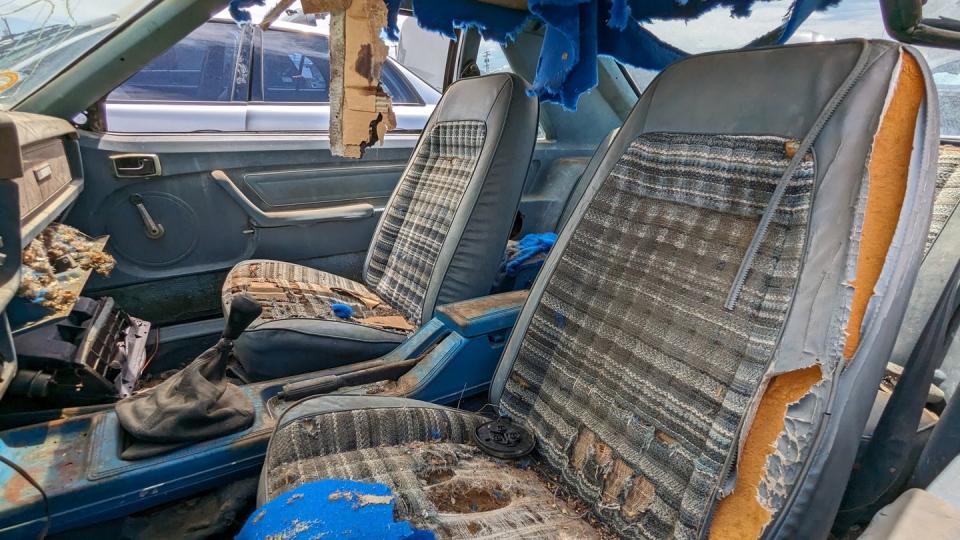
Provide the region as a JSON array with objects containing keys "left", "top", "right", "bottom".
[{"left": 210, "top": 169, "right": 375, "bottom": 227}]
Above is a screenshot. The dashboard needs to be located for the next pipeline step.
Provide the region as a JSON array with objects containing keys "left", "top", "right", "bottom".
[{"left": 0, "top": 111, "right": 83, "bottom": 399}]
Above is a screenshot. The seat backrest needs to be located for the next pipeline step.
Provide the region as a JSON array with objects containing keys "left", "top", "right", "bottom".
[
  {"left": 556, "top": 127, "right": 619, "bottom": 230},
  {"left": 489, "top": 40, "right": 938, "bottom": 538},
  {"left": 362, "top": 73, "right": 538, "bottom": 324}
]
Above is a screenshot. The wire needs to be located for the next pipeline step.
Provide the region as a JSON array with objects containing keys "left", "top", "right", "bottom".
[
  {"left": 138, "top": 326, "right": 161, "bottom": 377},
  {"left": 0, "top": 454, "right": 50, "bottom": 539}
]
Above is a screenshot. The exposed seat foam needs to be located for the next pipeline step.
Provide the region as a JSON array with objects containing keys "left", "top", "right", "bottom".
[
  {"left": 258, "top": 40, "right": 938, "bottom": 539},
  {"left": 222, "top": 73, "right": 539, "bottom": 380}
]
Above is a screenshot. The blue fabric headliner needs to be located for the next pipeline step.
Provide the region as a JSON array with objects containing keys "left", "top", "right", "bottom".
[
  {"left": 385, "top": 0, "right": 840, "bottom": 109},
  {"left": 230, "top": 0, "right": 839, "bottom": 109}
]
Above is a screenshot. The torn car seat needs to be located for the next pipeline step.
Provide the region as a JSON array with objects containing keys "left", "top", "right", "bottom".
[
  {"left": 257, "top": 40, "right": 938, "bottom": 539},
  {"left": 221, "top": 73, "right": 538, "bottom": 380}
]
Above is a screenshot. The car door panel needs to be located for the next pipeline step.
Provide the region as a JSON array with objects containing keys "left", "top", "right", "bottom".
[
  {"left": 236, "top": 161, "right": 406, "bottom": 210},
  {"left": 69, "top": 132, "right": 418, "bottom": 292}
]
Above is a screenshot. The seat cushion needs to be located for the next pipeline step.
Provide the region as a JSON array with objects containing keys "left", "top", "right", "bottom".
[
  {"left": 222, "top": 260, "right": 416, "bottom": 380},
  {"left": 262, "top": 403, "right": 602, "bottom": 538}
]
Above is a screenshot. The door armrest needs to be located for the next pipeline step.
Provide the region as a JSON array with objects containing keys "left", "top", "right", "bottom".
[{"left": 211, "top": 169, "right": 375, "bottom": 226}]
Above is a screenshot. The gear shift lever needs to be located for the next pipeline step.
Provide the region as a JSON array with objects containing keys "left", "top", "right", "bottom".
[
  {"left": 223, "top": 293, "right": 262, "bottom": 340},
  {"left": 116, "top": 293, "right": 261, "bottom": 460}
]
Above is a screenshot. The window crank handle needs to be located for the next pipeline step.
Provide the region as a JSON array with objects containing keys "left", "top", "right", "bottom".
[{"left": 129, "top": 194, "right": 165, "bottom": 239}]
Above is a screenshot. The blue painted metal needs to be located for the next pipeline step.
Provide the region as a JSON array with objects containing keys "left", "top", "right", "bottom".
[
  {"left": 0, "top": 293, "right": 525, "bottom": 536},
  {"left": 0, "top": 386, "right": 276, "bottom": 537}
]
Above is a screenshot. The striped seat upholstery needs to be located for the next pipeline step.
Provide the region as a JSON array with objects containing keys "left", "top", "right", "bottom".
[
  {"left": 928, "top": 144, "right": 960, "bottom": 253},
  {"left": 223, "top": 260, "right": 415, "bottom": 334},
  {"left": 222, "top": 73, "right": 539, "bottom": 380},
  {"left": 259, "top": 41, "right": 939, "bottom": 539},
  {"left": 364, "top": 120, "right": 487, "bottom": 321}
]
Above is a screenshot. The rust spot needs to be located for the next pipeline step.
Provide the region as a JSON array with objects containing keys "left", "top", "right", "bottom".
[
  {"left": 509, "top": 372, "right": 531, "bottom": 390},
  {"left": 621, "top": 475, "right": 656, "bottom": 519},
  {"left": 286, "top": 493, "right": 304, "bottom": 505},
  {"left": 426, "top": 480, "right": 512, "bottom": 513},
  {"left": 467, "top": 522, "right": 483, "bottom": 535}
]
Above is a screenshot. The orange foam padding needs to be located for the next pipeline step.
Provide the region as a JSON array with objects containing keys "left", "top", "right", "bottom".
[
  {"left": 710, "top": 52, "right": 923, "bottom": 539},
  {"left": 709, "top": 366, "right": 822, "bottom": 539},
  {"left": 843, "top": 52, "right": 924, "bottom": 359}
]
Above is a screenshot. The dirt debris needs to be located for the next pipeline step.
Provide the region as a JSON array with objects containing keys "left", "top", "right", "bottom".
[{"left": 327, "top": 490, "right": 395, "bottom": 507}]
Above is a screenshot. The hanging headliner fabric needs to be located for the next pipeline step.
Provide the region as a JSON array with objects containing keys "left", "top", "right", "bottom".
[
  {"left": 229, "top": 0, "right": 840, "bottom": 109},
  {"left": 384, "top": 0, "right": 840, "bottom": 109}
]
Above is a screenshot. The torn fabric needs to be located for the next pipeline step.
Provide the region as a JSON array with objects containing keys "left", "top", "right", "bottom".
[
  {"left": 383, "top": 0, "right": 839, "bottom": 110},
  {"left": 228, "top": 0, "right": 266, "bottom": 23}
]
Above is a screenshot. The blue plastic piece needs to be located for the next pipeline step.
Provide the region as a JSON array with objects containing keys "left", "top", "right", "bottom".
[
  {"left": 331, "top": 303, "right": 354, "bottom": 319},
  {"left": 237, "top": 480, "right": 434, "bottom": 540},
  {"left": 506, "top": 232, "right": 557, "bottom": 277}
]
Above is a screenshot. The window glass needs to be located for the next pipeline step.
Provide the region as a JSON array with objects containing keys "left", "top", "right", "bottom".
[
  {"left": 109, "top": 22, "right": 240, "bottom": 102},
  {"left": 104, "top": 6, "right": 446, "bottom": 133},
  {"left": 392, "top": 15, "right": 448, "bottom": 91},
  {"left": 475, "top": 40, "right": 548, "bottom": 139},
  {"left": 261, "top": 29, "right": 331, "bottom": 103},
  {"left": 476, "top": 40, "right": 511, "bottom": 75},
  {"left": 261, "top": 26, "right": 419, "bottom": 104},
  {"left": 0, "top": 0, "right": 152, "bottom": 110},
  {"left": 624, "top": 0, "right": 960, "bottom": 137}
]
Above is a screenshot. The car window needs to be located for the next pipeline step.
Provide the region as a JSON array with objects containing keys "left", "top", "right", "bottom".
[
  {"left": 109, "top": 22, "right": 241, "bottom": 102},
  {"left": 259, "top": 28, "right": 419, "bottom": 104},
  {"left": 623, "top": 0, "right": 960, "bottom": 138},
  {"left": 103, "top": 11, "right": 446, "bottom": 134},
  {"left": 475, "top": 40, "right": 548, "bottom": 139}
]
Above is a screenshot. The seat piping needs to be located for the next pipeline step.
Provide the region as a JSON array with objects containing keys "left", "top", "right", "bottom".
[{"left": 725, "top": 41, "right": 872, "bottom": 310}]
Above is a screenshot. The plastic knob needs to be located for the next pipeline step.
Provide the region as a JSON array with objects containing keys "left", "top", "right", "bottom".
[{"left": 223, "top": 293, "right": 262, "bottom": 340}]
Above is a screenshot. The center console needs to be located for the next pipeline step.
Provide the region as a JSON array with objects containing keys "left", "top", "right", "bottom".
[{"left": 0, "top": 290, "right": 530, "bottom": 537}]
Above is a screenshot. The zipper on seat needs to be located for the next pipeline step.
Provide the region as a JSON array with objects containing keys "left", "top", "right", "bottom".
[{"left": 724, "top": 41, "right": 873, "bottom": 310}]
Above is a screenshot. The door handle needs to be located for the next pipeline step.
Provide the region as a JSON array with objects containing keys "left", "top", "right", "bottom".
[
  {"left": 111, "top": 154, "right": 161, "bottom": 178},
  {"left": 129, "top": 194, "right": 165, "bottom": 239}
]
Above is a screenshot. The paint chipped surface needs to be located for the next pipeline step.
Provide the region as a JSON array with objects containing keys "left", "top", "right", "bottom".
[{"left": 328, "top": 490, "right": 395, "bottom": 507}]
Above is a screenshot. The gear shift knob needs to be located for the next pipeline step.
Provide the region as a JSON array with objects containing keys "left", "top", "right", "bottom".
[{"left": 223, "top": 293, "right": 262, "bottom": 340}]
